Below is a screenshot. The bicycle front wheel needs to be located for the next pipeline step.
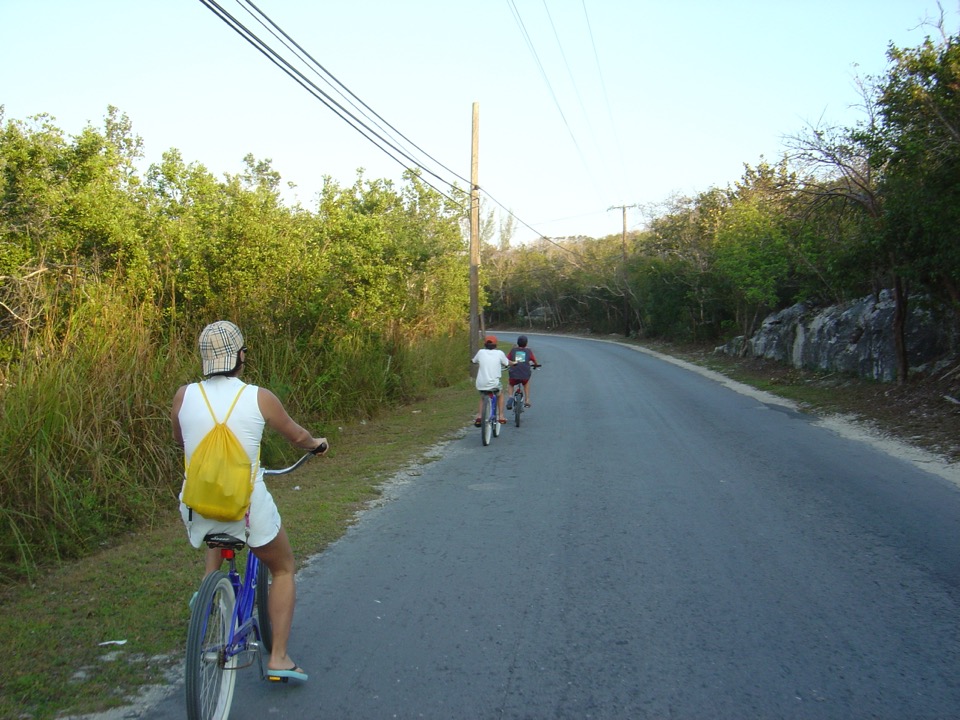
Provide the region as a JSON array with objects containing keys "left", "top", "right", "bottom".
[
  {"left": 255, "top": 559, "right": 273, "bottom": 654},
  {"left": 185, "top": 571, "right": 238, "bottom": 720}
]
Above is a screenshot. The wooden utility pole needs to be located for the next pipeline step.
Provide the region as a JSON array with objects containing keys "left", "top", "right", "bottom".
[
  {"left": 608, "top": 203, "right": 638, "bottom": 337},
  {"left": 469, "top": 103, "right": 480, "bottom": 361}
]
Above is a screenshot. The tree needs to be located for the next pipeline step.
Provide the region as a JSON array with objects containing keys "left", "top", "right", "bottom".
[
  {"left": 646, "top": 189, "right": 730, "bottom": 341},
  {"left": 876, "top": 19, "right": 960, "bottom": 309},
  {"left": 784, "top": 83, "right": 912, "bottom": 381},
  {"left": 854, "top": 17, "right": 960, "bottom": 379},
  {"left": 714, "top": 195, "right": 789, "bottom": 342}
]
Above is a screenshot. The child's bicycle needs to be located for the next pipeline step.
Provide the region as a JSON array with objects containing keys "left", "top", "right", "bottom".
[
  {"left": 507, "top": 363, "right": 541, "bottom": 427},
  {"left": 479, "top": 388, "right": 502, "bottom": 446},
  {"left": 184, "top": 445, "right": 325, "bottom": 720}
]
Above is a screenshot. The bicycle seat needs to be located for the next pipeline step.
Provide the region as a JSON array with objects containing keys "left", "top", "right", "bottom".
[{"left": 203, "top": 532, "right": 247, "bottom": 550}]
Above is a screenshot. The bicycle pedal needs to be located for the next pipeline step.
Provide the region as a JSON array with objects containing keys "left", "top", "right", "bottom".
[{"left": 266, "top": 674, "right": 290, "bottom": 683}]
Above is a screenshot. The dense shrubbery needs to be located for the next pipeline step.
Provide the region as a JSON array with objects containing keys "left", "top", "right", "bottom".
[{"left": 0, "top": 107, "right": 470, "bottom": 579}]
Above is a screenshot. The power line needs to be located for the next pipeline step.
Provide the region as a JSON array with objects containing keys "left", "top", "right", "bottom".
[
  {"left": 505, "top": 0, "right": 592, "bottom": 177},
  {"left": 198, "top": 0, "right": 575, "bottom": 252},
  {"left": 197, "top": 0, "right": 463, "bottom": 205},
  {"left": 236, "top": 0, "right": 472, "bottom": 191},
  {"left": 542, "top": 0, "right": 605, "bottom": 187},
  {"left": 543, "top": 0, "right": 593, "bottom": 134},
  {"left": 582, "top": 0, "right": 628, "bottom": 196}
]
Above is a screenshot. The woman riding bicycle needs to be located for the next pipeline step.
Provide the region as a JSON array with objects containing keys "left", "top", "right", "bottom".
[{"left": 171, "top": 320, "right": 328, "bottom": 682}]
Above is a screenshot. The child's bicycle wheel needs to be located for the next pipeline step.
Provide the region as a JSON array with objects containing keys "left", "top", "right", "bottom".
[
  {"left": 255, "top": 560, "right": 272, "bottom": 653},
  {"left": 492, "top": 393, "right": 502, "bottom": 438},
  {"left": 481, "top": 393, "right": 493, "bottom": 446},
  {"left": 185, "top": 571, "right": 238, "bottom": 720}
]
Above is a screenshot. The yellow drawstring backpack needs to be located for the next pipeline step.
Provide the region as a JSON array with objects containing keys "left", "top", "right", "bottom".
[{"left": 182, "top": 383, "right": 259, "bottom": 521}]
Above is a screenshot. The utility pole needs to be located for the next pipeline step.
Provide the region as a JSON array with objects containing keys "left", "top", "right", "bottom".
[
  {"left": 469, "top": 103, "right": 480, "bottom": 362},
  {"left": 608, "top": 204, "right": 638, "bottom": 337}
]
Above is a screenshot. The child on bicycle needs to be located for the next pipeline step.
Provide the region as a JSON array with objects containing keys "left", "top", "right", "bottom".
[
  {"left": 471, "top": 334, "right": 514, "bottom": 425},
  {"left": 506, "top": 335, "right": 538, "bottom": 409},
  {"left": 171, "top": 320, "right": 328, "bottom": 682}
]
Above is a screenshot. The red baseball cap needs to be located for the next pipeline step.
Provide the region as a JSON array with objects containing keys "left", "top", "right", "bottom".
[{"left": 484, "top": 335, "right": 497, "bottom": 345}]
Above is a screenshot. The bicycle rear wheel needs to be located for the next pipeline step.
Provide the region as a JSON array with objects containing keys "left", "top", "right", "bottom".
[
  {"left": 514, "top": 389, "right": 523, "bottom": 427},
  {"left": 492, "top": 394, "right": 502, "bottom": 437},
  {"left": 255, "top": 559, "right": 273, "bottom": 654},
  {"left": 185, "top": 571, "right": 238, "bottom": 720},
  {"left": 481, "top": 393, "right": 492, "bottom": 445}
]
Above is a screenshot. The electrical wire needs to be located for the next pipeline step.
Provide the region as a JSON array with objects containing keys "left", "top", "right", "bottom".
[
  {"left": 543, "top": 0, "right": 592, "bottom": 133},
  {"left": 197, "top": 0, "right": 583, "bottom": 255},
  {"left": 581, "top": 0, "right": 628, "bottom": 198},
  {"left": 197, "top": 0, "right": 463, "bottom": 206},
  {"left": 236, "top": 0, "right": 472, "bottom": 191},
  {"left": 506, "top": 0, "right": 593, "bottom": 178}
]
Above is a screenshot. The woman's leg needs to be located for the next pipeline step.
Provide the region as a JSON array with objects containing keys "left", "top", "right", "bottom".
[
  {"left": 252, "top": 527, "right": 300, "bottom": 671},
  {"left": 203, "top": 547, "right": 223, "bottom": 575}
]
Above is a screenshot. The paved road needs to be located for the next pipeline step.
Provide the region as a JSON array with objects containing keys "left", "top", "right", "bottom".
[{"left": 142, "top": 334, "right": 960, "bottom": 719}]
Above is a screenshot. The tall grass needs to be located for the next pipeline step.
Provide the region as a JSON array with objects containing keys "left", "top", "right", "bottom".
[
  {"left": 0, "top": 287, "right": 181, "bottom": 581},
  {"left": 0, "top": 283, "right": 469, "bottom": 581},
  {"left": 246, "top": 325, "right": 468, "bottom": 465}
]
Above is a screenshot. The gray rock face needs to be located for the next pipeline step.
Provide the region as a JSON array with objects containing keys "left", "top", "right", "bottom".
[{"left": 717, "top": 290, "right": 952, "bottom": 382}]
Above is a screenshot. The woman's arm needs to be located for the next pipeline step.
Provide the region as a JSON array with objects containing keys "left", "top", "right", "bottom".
[
  {"left": 171, "top": 384, "right": 187, "bottom": 449},
  {"left": 258, "top": 387, "right": 328, "bottom": 453}
]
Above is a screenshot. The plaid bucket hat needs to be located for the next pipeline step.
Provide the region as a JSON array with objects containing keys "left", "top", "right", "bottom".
[{"left": 198, "top": 321, "right": 244, "bottom": 376}]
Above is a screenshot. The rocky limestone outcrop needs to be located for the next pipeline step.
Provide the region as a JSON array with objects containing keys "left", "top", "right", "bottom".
[{"left": 716, "top": 290, "right": 953, "bottom": 382}]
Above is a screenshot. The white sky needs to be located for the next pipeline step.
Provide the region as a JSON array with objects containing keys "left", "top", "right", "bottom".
[{"left": 0, "top": 0, "right": 952, "bottom": 243}]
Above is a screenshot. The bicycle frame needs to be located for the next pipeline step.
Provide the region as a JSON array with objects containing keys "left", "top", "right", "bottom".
[{"left": 219, "top": 548, "right": 262, "bottom": 668}]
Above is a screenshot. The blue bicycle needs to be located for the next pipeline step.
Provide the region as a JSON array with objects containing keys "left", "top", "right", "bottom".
[
  {"left": 184, "top": 447, "right": 324, "bottom": 720},
  {"left": 479, "top": 388, "right": 502, "bottom": 446}
]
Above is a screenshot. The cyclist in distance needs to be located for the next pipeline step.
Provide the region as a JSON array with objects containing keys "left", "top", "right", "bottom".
[
  {"left": 171, "top": 320, "right": 328, "bottom": 682},
  {"left": 506, "top": 335, "right": 539, "bottom": 409},
  {"left": 472, "top": 334, "right": 515, "bottom": 426}
]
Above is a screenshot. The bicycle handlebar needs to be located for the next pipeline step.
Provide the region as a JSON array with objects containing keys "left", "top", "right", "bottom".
[{"left": 263, "top": 442, "right": 328, "bottom": 476}]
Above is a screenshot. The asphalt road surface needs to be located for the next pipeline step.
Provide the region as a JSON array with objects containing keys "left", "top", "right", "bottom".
[{"left": 138, "top": 334, "right": 960, "bottom": 720}]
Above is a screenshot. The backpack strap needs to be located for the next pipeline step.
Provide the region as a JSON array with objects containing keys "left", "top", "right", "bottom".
[{"left": 197, "top": 382, "right": 247, "bottom": 424}]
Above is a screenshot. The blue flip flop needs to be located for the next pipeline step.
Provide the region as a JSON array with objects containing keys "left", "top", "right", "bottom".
[{"left": 267, "top": 665, "right": 308, "bottom": 682}]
